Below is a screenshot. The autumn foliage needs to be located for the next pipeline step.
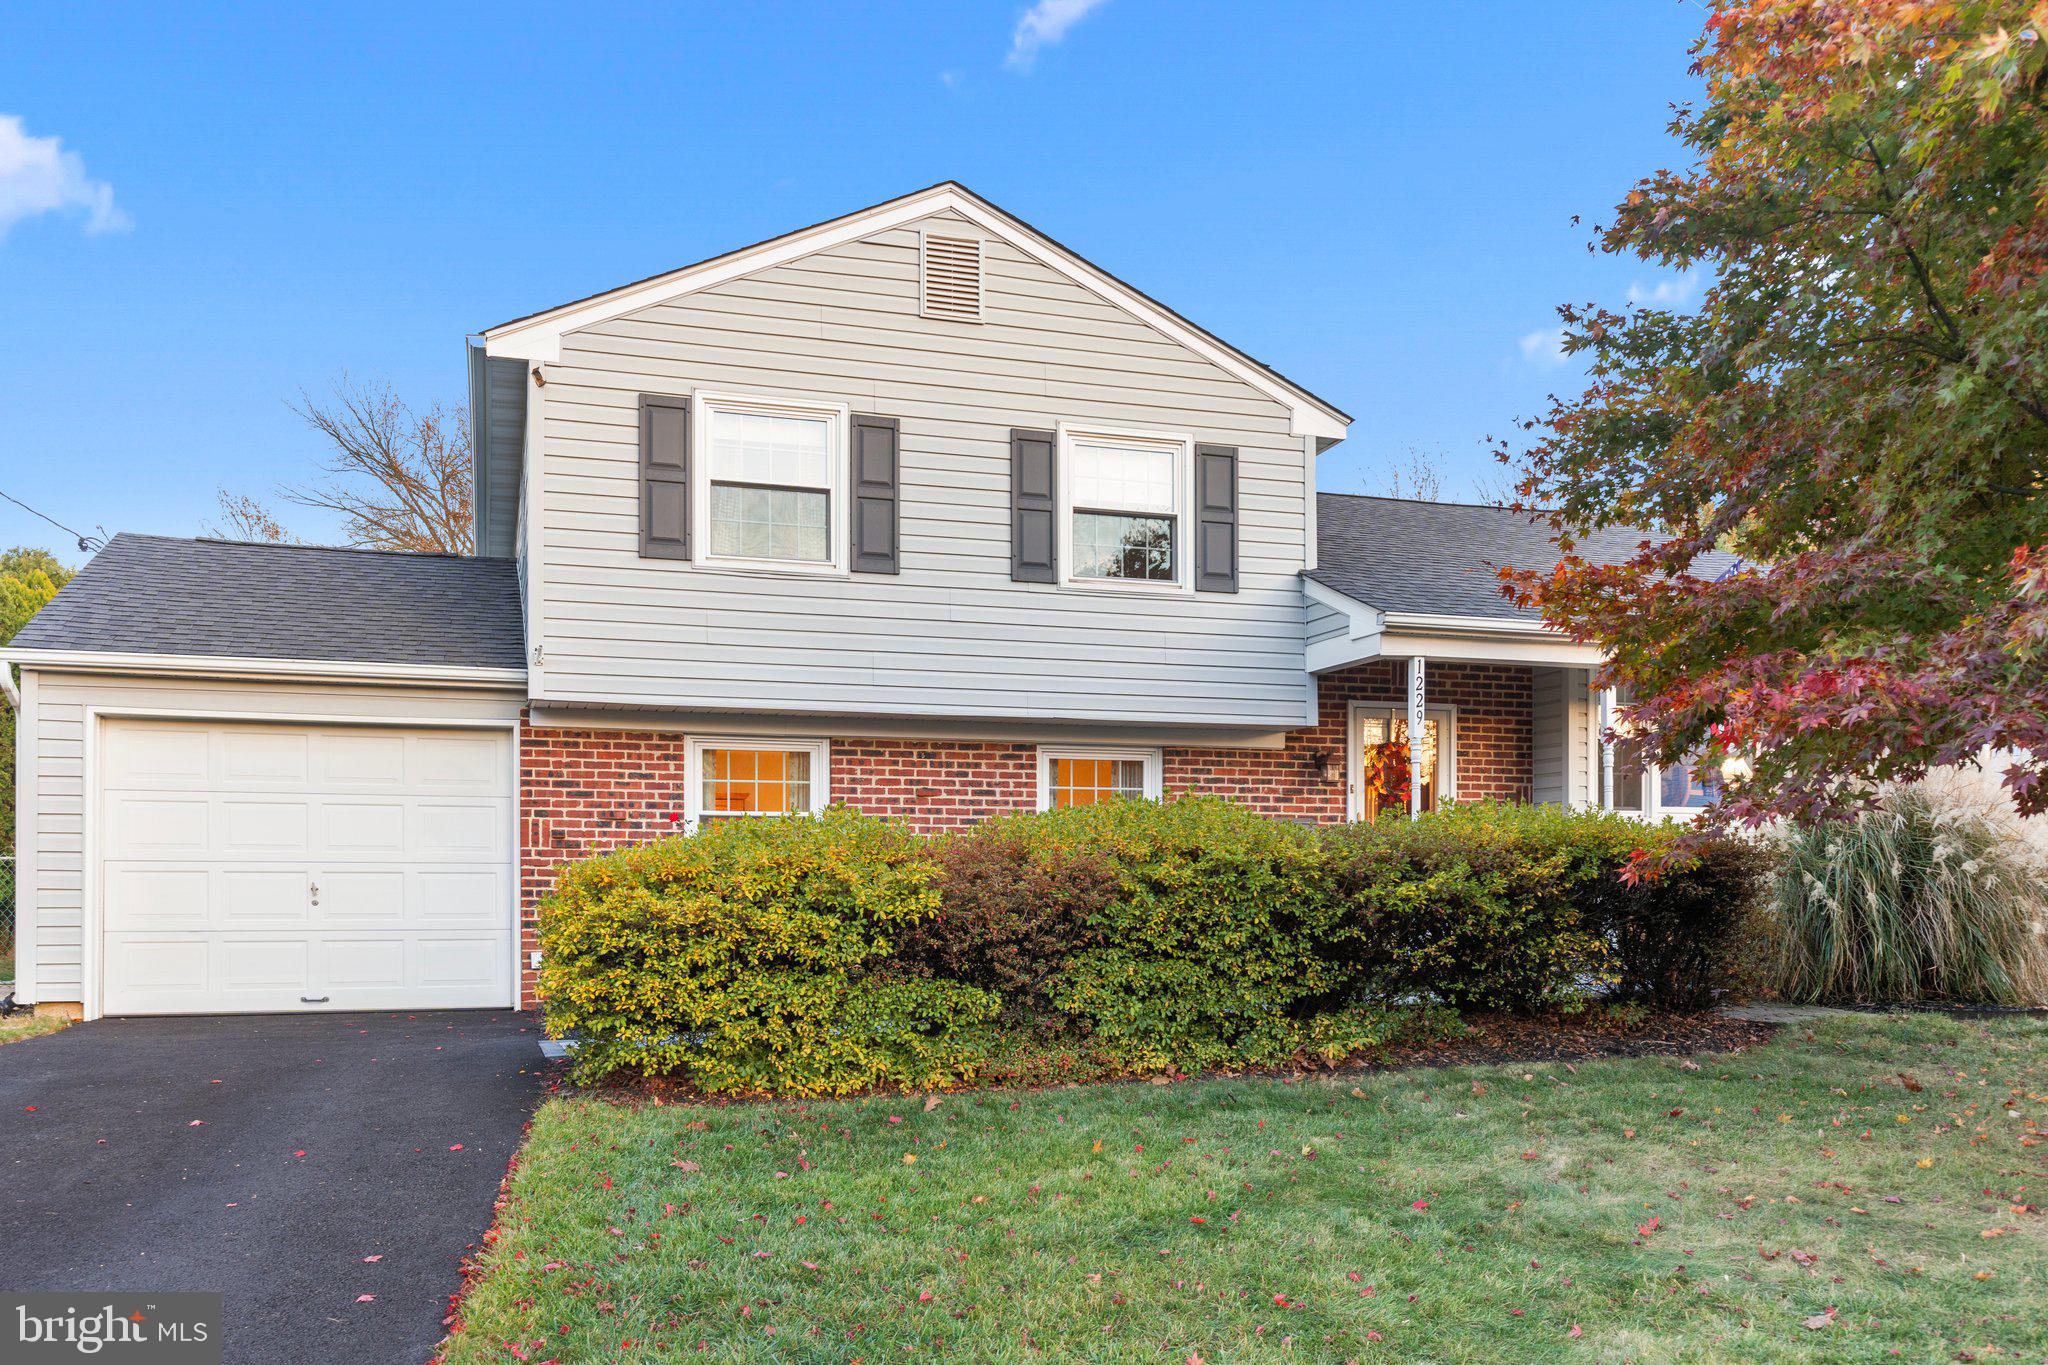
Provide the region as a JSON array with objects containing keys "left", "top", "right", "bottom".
[{"left": 1508, "top": 1, "right": 2048, "bottom": 829}]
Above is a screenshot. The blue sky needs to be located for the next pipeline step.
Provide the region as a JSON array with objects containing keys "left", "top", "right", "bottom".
[{"left": 0, "top": 1, "right": 1706, "bottom": 565}]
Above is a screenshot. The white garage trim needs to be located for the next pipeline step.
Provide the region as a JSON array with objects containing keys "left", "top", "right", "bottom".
[{"left": 81, "top": 706, "right": 521, "bottom": 1020}]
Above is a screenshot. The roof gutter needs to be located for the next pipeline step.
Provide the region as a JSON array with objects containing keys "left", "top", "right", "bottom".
[{"left": 0, "top": 646, "right": 528, "bottom": 691}]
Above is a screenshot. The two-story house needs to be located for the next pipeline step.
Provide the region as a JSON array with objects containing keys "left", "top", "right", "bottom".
[{"left": 3, "top": 183, "right": 1723, "bottom": 1020}]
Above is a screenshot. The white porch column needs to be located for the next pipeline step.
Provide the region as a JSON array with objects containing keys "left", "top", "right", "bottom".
[
  {"left": 1598, "top": 686, "right": 1616, "bottom": 811},
  {"left": 1408, "top": 656, "right": 1427, "bottom": 819}
]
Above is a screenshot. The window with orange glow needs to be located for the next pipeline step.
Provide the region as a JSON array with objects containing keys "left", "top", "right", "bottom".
[
  {"left": 698, "top": 747, "right": 813, "bottom": 820},
  {"left": 1048, "top": 756, "right": 1148, "bottom": 807}
]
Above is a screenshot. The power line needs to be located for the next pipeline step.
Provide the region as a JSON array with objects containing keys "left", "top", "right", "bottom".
[{"left": 0, "top": 488, "right": 105, "bottom": 554}]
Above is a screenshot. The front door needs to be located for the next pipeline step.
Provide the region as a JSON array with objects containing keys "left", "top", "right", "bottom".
[{"left": 1350, "top": 706, "right": 1449, "bottom": 822}]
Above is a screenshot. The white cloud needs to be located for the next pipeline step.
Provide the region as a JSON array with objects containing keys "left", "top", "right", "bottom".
[
  {"left": 1626, "top": 274, "right": 1700, "bottom": 307},
  {"left": 1006, "top": 0, "right": 1112, "bottom": 71},
  {"left": 0, "top": 115, "right": 130, "bottom": 241},
  {"left": 1518, "top": 326, "right": 1568, "bottom": 368},
  {"left": 939, "top": 69, "right": 964, "bottom": 88}
]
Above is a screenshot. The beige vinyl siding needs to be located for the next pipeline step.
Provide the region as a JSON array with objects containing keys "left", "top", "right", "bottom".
[
  {"left": 532, "top": 210, "right": 1313, "bottom": 728},
  {"left": 17, "top": 669, "right": 522, "bottom": 1004},
  {"left": 1531, "top": 665, "right": 1595, "bottom": 807}
]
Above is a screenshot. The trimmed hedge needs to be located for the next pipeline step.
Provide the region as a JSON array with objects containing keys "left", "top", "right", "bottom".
[
  {"left": 537, "top": 809, "right": 997, "bottom": 1094},
  {"left": 538, "top": 798, "right": 1768, "bottom": 1091}
]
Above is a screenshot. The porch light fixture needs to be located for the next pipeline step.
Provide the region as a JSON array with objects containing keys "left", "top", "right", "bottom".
[{"left": 1307, "top": 748, "right": 1335, "bottom": 781}]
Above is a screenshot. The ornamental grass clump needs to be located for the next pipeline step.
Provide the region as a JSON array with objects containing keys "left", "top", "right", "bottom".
[{"left": 1771, "top": 789, "right": 2048, "bottom": 1007}]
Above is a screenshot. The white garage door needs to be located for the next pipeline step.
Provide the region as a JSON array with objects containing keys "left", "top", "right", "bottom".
[{"left": 99, "top": 718, "right": 514, "bottom": 1015}]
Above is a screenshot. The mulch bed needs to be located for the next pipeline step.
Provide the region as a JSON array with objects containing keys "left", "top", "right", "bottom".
[{"left": 1352, "top": 1010, "right": 1779, "bottom": 1075}]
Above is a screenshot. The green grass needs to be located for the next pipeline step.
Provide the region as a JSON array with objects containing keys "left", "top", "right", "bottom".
[
  {"left": 0, "top": 1013, "right": 65, "bottom": 1045},
  {"left": 439, "top": 1013, "right": 2048, "bottom": 1362}
]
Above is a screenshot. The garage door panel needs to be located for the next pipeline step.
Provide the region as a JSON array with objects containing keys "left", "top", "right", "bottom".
[
  {"left": 319, "top": 800, "right": 409, "bottom": 855},
  {"left": 221, "top": 937, "right": 312, "bottom": 993},
  {"left": 104, "top": 866, "right": 211, "bottom": 931},
  {"left": 107, "top": 796, "right": 210, "bottom": 856},
  {"left": 103, "top": 727, "right": 211, "bottom": 787},
  {"left": 104, "top": 936, "right": 213, "bottom": 1001},
  {"left": 411, "top": 734, "right": 505, "bottom": 791},
  {"left": 220, "top": 729, "right": 311, "bottom": 785},
  {"left": 220, "top": 799, "right": 311, "bottom": 855},
  {"left": 318, "top": 870, "right": 408, "bottom": 924},
  {"left": 221, "top": 869, "right": 312, "bottom": 926},
  {"left": 417, "top": 871, "right": 505, "bottom": 927},
  {"left": 416, "top": 802, "right": 506, "bottom": 857},
  {"left": 416, "top": 935, "right": 508, "bottom": 989},
  {"left": 320, "top": 937, "right": 408, "bottom": 989},
  {"left": 316, "top": 732, "right": 410, "bottom": 788},
  {"left": 99, "top": 719, "right": 514, "bottom": 1016}
]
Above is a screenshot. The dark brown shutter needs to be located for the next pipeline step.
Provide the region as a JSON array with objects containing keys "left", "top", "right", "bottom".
[
  {"left": 1193, "top": 443, "right": 1239, "bottom": 593},
  {"left": 639, "top": 393, "right": 690, "bottom": 560},
  {"left": 1010, "top": 428, "right": 1056, "bottom": 583},
  {"left": 850, "top": 413, "right": 900, "bottom": 574}
]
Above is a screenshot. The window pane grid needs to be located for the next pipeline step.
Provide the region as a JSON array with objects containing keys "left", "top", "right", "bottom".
[
  {"left": 1072, "top": 512, "right": 1174, "bottom": 581},
  {"left": 1071, "top": 441, "right": 1174, "bottom": 513},
  {"left": 708, "top": 409, "right": 830, "bottom": 489},
  {"left": 701, "top": 747, "right": 813, "bottom": 818},
  {"left": 1049, "top": 756, "right": 1147, "bottom": 807},
  {"left": 709, "top": 484, "right": 830, "bottom": 562}
]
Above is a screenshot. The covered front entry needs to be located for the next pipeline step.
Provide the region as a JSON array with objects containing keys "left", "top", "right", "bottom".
[{"left": 98, "top": 717, "right": 516, "bottom": 1015}]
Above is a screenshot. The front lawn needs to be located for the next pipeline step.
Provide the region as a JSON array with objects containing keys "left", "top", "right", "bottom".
[{"left": 439, "top": 1013, "right": 2046, "bottom": 1361}]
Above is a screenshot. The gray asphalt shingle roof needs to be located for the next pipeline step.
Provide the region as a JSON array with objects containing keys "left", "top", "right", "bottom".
[
  {"left": 8, "top": 534, "right": 525, "bottom": 671},
  {"left": 1309, "top": 493, "right": 1738, "bottom": 622}
]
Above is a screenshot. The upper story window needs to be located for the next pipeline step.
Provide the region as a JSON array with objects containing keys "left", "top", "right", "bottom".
[
  {"left": 1058, "top": 426, "right": 1192, "bottom": 592},
  {"left": 693, "top": 392, "right": 848, "bottom": 573}
]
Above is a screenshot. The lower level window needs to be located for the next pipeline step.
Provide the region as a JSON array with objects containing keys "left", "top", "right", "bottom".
[
  {"left": 1604, "top": 688, "right": 1719, "bottom": 818},
  {"left": 1037, "top": 747, "right": 1162, "bottom": 810},
  {"left": 684, "top": 737, "right": 829, "bottom": 830}
]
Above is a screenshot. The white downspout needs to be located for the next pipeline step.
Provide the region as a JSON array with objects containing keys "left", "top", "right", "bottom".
[{"left": 0, "top": 664, "right": 18, "bottom": 711}]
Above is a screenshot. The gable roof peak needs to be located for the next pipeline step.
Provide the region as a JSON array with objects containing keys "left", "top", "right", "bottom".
[{"left": 480, "top": 182, "right": 1347, "bottom": 438}]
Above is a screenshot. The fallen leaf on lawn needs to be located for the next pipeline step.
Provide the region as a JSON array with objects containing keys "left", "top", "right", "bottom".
[
  {"left": 902, "top": 1153, "right": 916, "bottom": 1164},
  {"left": 1568, "top": 1324, "right": 1583, "bottom": 1338},
  {"left": 923, "top": 1094, "right": 942, "bottom": 1112},
  {"left": 1411, "top": 1199, "right": 1429, "bottom": 1211},
  {"left": 671, "top": 1160, "right": 699, "bottom": 1172},
  {"left": 1917, "top": 1158, "right": 1933, "bottom": 1168},
  {"left": 1801, "top": 1311, "right": 1833, "bottom": 1330}
]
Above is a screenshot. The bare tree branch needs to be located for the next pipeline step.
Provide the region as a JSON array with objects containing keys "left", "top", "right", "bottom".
[
  {"left": 206, "top": 490, "right": 297, "bottom": 543},
  {"left": 216, "top": 376, "right": 475, "bottom": 554}
]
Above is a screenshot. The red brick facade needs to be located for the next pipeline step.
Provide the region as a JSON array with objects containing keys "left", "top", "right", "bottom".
[{"left": 514, "top": 660, "right": 1534, "bottom": 1005}]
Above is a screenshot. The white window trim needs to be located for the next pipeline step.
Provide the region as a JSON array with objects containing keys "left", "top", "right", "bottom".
[
  {"left": 1035, "top": 745, "right": 1164, "bottom": 811},
  {"left": 1055, "top": 422, "right": 1195, "bottom": 595},
  {"left": 1598, "top": 688, "right": 1714, "bottom": 821},
  {"left": 1345, "top": 700, "right": 1458, "bottom": 822},
  {"left": 683, "top": 735, "right": 831, "bottom": 832},
  {"left": 690, "top": 390, "right": 851, "bottom": 577}
]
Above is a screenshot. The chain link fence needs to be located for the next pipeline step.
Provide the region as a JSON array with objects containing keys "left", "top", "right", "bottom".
[{"left": 1, "top": 855, "right": 14, "bottom": 985}]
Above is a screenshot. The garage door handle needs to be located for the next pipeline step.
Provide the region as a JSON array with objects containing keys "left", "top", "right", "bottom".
[{"left": 300, "top": 996, "right": 330, "bottom": 1004}]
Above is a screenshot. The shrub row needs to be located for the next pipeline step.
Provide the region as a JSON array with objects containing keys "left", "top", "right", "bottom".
[{"left": 538, "top": 798, "right": 1770, "bottom": 1092}]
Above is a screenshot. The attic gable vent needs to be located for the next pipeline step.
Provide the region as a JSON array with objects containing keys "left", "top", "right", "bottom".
[{"left": 920, "top": 232, "right": 984, "bottom": 322}]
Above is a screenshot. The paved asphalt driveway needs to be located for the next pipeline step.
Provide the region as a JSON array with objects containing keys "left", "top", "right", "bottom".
[{"left": 0, "top": 1011, "right": 556, "bottom": 1364}]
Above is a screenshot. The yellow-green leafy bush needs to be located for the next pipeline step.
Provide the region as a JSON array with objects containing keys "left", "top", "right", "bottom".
[
  {"left": 537, "top": 809, "right": 997, "bottom": 1093},
  {"left": 1035, "top": 797, "right": 1346, "bottom": 1072}
]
